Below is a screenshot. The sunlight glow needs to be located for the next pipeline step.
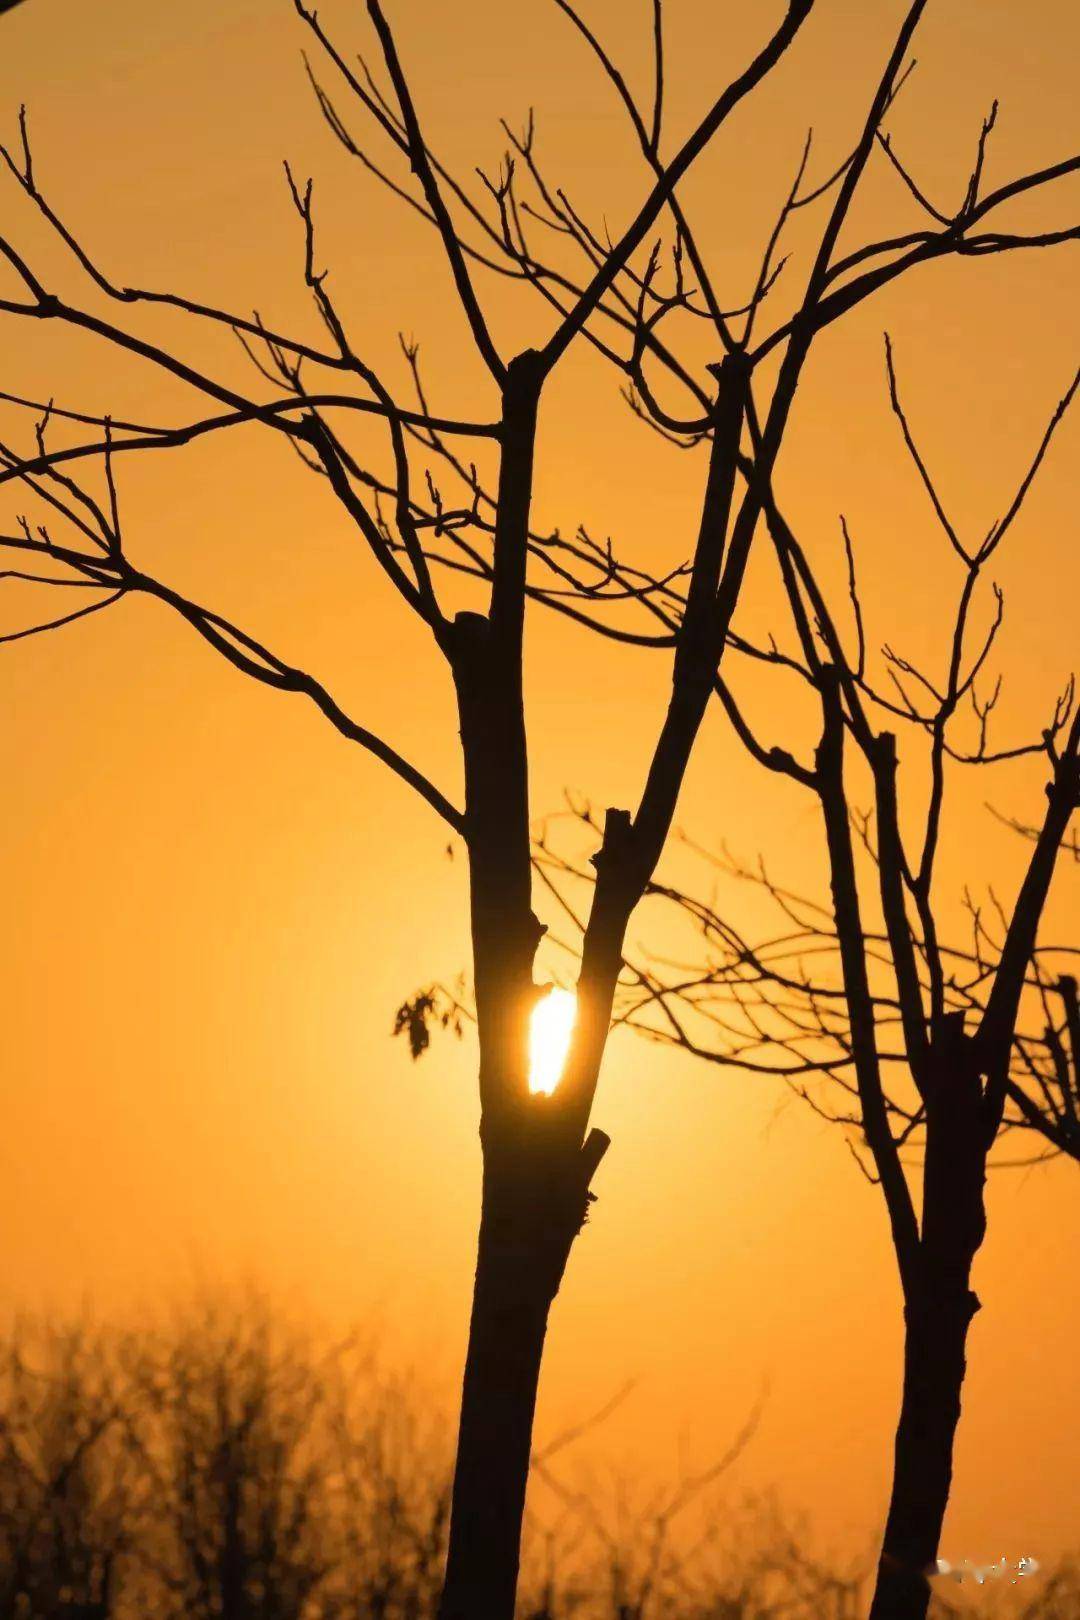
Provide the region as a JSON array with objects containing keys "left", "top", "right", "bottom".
[{"left": 529, "top": 988, "right": 577, "bottom": 1097}]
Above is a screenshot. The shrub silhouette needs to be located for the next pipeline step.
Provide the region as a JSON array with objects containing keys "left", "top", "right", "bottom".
[
  {"left": 0, "top": 1320, "right": 133, "bottom": 1619},
  {"left": 0, "top": 1303, "right": 1072, "bottom": 1619}
]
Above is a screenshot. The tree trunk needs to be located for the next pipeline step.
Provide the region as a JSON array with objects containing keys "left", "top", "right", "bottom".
[
  {"left": 868, "top": 1285, "right": 978, "bottom": 1620},
  {"left": 437, "top": 1142, "right": 588, "bottom": 1620},
  {"left": 870, "top": 1019, "right": 987, "bottom": 1620},
  {"left": 437, "top": 353, "right": 610, "bottom": 1619}
]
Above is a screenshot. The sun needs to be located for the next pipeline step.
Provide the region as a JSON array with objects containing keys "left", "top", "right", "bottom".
[{"left": 528, "top": 988, "right": 577, "bottom": 1097}]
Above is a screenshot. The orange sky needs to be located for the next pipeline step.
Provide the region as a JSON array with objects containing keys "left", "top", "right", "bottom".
[{"left": 1, "top": 0, "right": 1078, "bottom": 1581}]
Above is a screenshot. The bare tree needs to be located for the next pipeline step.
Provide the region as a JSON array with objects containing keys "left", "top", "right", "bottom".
[
  {"left": 317, "top": 1350, "right": 451, "bottom": 1619},
  {"left": 1, "top": 1304, "right": 1077, "bottom": 1618},
  {"left": 1007, "top": 974, "right": 1080, "bottom": 1157},
  {"left": 520, "top": 340, "right": 1078, "bottom": 1619},
  {"left": 120, "top": 1302, "right": 335, "bottom": 1620},
  {"left": 2, "top": 4, "right": 1078, "bottom": 1615},
  {"left": 0, "top": 1321, "right": 134, "bottom": 1620},
  {"left": 582, "top": 844, "right": 1080, "bottom": 1173}
]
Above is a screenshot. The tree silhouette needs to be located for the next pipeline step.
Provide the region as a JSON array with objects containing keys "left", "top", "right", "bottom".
[
  {"left": 525, "top": 343, "right": 1078, "bottom": 1618},
  {"left": 120, "top": 1305, "right": 335, "bottom": 1620},
  {"left": 0, "top": 1321, "right": 134, "bottom": 1619},
  {"left": 25, "top": 1302, "right": 1065, "bottom": 1619},
  {"left": 1007, "top": 973, "right": 1080, "bottom": 1157},
  {"left": 581, "top": 845, "right": 1080, "bottom": 1174},
  {"left": 2, "top": 4, "right": 1079, "bottom": 1615}
]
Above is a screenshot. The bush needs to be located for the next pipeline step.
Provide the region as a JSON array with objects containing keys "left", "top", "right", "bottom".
[{"left": 0, "top": 1303, "right": 1068, "bottom": 1619}]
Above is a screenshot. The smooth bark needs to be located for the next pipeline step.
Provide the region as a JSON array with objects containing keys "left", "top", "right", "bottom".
[
  {"left": 439, "top": 356, "right": 610, "bottom": 1620},
  {"left": 870, "top": 1024, "right": 988, "bottom": 1620},
  {"left": 870, "top": 1287, "right": 978, "bottom": 1620},
  {"left": 438, "top": 1154, "right": 566, "bottom": 1620}
]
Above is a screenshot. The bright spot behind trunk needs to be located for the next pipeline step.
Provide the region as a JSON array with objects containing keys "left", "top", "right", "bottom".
[{"left": 529, "top": 987, "right": 577, "bottom": 1096}]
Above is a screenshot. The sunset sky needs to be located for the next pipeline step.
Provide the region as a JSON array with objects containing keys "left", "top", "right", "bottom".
[{"left": 1, "top": 0, "right": 1078, "bottom": 1583}]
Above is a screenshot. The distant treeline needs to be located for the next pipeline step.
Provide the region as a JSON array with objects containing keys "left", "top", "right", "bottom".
[{"left": 0, "top": 1301, "right": 1072, "bottom": 1620}]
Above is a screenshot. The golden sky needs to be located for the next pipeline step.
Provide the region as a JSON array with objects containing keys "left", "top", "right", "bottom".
[{"left": 1, "top": 0, "right": 1078, "bottom": 1576}]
